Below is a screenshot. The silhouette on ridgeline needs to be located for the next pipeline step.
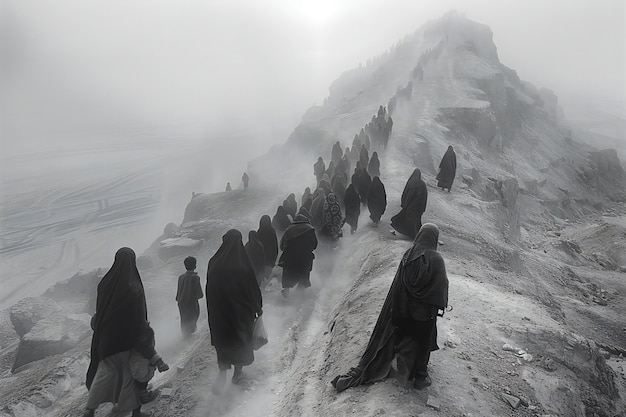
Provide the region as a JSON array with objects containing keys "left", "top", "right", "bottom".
[
  {"left": 436, "top": 145, "right": 457, "bottom": 192},
  {"left": 390, "top": 169, "right": 428, "bottom": 239},
  {"left": 314, "top": 157, "right": 326, "bottom": 185},
  {"left": 242, "top": 172, "right": 249, "bottom": 190},
  {"left": 225, "top": 182, "right": 232, "bottom": 192}
]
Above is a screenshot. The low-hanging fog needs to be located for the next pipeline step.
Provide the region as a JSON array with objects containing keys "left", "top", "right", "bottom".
[{"left": 0, "top": 0, "right": 624, "bottom": 307}]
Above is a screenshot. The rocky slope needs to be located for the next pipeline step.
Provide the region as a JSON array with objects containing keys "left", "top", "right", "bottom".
[{"left": 1, "top": 11, "right": 625, "bottom": 417}]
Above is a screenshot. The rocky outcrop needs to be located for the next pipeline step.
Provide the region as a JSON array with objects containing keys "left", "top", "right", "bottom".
[{"left": 9, "top": 298, "right": 61, "bottom": 338}]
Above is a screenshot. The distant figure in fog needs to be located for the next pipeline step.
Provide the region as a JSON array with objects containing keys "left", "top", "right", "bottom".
[
  {"left": 359, "top": 144, "right": 370, "bottom": 171},
  {"left": 344, "top": 184, "right": 361, "bottom": 234},
  {"left": 225, "top": 182, "right": 232, "bottom": 192},
  {"left": 245, "top": 231, "right": 266, "bottom": 286},
  {"left": 309, "top": 188, "right": 326, "bottom": 230},
  {"left": 84, "top": 247, "right": 169, "bottom": 417},
  {"left": 331, "top": 173, "right": 347, "bottom": 208},
  {"left": 301, "top": 187, "right": 312, "bottom": 209},
  {"left": 176, "top": 256, "right": 204, "bottom": 337},
  {"left": 242, "top": 172, "right": 249, "bottom": 190},
  {"left": 390, "top": 169, "right": 428, "bottom": 239},
  {"left": 319, "top": 192, "right": 344, "bottom": 245},
  {"left": 257, "top": 215, "right": 279, "bottom": 282},
  {"left": 368, "top": 176, "right": 387, "bottom": 225},
  {"left": 331, "top": 140, "right": 343, "bottom": 165},
  {"left": 279, "top": 214, "right": 318, "bottom": 298},
  {"left": 331, "top": 224, "right": 448, "bottom": 392},
  {"left": 436, "top": 145, "right": 457, "bottom": 192},
  {"left": 368, "top": 152, "right": 381, "bottom": 177},
  {"left": 206, "top": 230, "right": 262, "bottom": 394},
  {"left": 272, "top": 205, "right": 291, "bottom": 236},
  {"left": 297, "top": 206, "right": 313, "bottom": 222},
  {"left": 314, "top": 157, "right": 326, "bottom": 184},
  {"left": 284, "top": 193, "right": 298, "bottom": 218}
]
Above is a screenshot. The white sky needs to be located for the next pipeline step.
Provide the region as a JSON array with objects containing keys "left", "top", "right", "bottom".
[{"left": 1, "top": 0, "right": 624, "bottom": 146}]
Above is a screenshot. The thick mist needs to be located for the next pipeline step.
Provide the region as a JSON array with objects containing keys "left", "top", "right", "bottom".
[{"left": 1, "top": 0, "right": 624, "bottom": 308}]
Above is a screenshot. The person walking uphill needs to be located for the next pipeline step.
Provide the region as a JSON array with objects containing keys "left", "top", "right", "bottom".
[
  {"left": 390, "top": 168, "right": 428, "bottom": 239},
  {"left": 206, "top": 230, "right": 263, "bottom": 395},
  {"left": 176, "top": 256, "right": 204, "bottom": 337},
  {"left": 331, "top": 224, "right": 448, "bottom": 392},
  {"left": 436, "top": 145, "right": 457, "bottom": 192},
  {"left": 257, "top": 215, "right": 279, "bottom": 282},
  {"left": 278, "top": 214, "right": 318, "bottom": 298},
  {"left": 84, "top": 247, "right": 169, "bottom": 417}
]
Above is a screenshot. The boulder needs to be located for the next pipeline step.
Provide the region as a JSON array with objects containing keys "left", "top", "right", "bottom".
[
  {"left": 10, "top": 297, "right": 61, "bottom": 337},
  {"left": 158, "top": 237, "right": 202, "bottom": 260},
  {"left": 12, "top": 313, "right": 91, "bottom": 372}
]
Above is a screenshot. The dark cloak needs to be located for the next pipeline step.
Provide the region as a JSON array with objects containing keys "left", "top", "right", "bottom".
[
  {"left": 436, "top": 146, "right": 457, "bottom": 190},
  {"left": 331, "top": 173, "right": 347, "bottom": 208},
  {"left": 279, "top": 215, "right": 318, "bottom": 289},
  {"left": 331, "top": 141, "right": 343, "bottom": 165},
  {"left": 314, "top": 157, "right": 326, "bottom": 182},
  {"left": 368, "top": 152, "right": 381, "bottom": 177},
  {"left": 359, "top": 145, "right": 369, "bottom": 170},
  {"left": 176, "top": 270, "right": 203, "bottom": 335},
  {"left": 301, "top": 187, "right": 311, "bottom": 208},
  {"left": 344, "top": 184, "right": 361, "bottom": 232},
  {"left": 86, "top": 247, "right": 149, "bottom": 389},
  {"left": 390, "top": 169, "right": 428, "bottom": 239},
  {"left": 309, "top": 188, "right": 326, "bottom": 230},
  {"left": 356, "top": 169, "right": 372, "bottom": 206},
  {"left": 336, "top": 155, "right": 351, "bottom": 179},
  {"left": 331, "top": 224, "right": 448, "bottom": 392},
  {"left": 206, "top": 230, "right": 262, "bottom": 366},
  {"left": 367, "top": 176, "right": 387, "bottom": 224},
  {"left": 257, "top": 215, "right": 278, "bottom": 268},
  {"left": 272, "top": 205, "right": 291, "bottom": 235},
  {"left": 245, "top": 230, "right": 266, "bottom": 285}
]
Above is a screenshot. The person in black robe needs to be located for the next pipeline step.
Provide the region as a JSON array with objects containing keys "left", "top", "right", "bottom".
[
  {"left": 309, "top": 188, "right": 326, "bottom": 230},
  {"left": 331, "top": 173, "right": 347, "bottom": 208},
  {"left": 286, "top": 193, "right": 298, "bottom": 215},
  {"left": 245, "top": 231, "right": 266, "bottom": 286},
  {"left": 272, "top": 205, "right": 291, "bottom": 237},
  {"left": 85, "top": 247, "right": 168, "bottom": 417},
  {"left": 351, "top": 162, "right": 363, "bottom": 196},
  {"left": 278, "top": 214, "right": 318, "bottom": 298},
  {"left": 257, "top": 215, "right": 278, "bottom": 282},
  {"left": 301, "top": 187, "right": 312, "bottom": 208},
  {"left": 331, "top": 140, "right": 343, "bottom": 165},
  {"left": 297, "top": 206, "right": 313, "bottom": 222},
  {"left": 325, "top": 161, "right": 336, "bottom": 181},
  {"left": 314, "top": 157, "right": 326, "bottom": 184},
  {"left": 368, "top": 151, "right": 381, "bottom": 177},
  {"left": 206, "top": 230, "right": 263, "bottom": 393},
  {"left": 359, "top": 144, "right": 369, "bottom": 170},
  {"left": 225, "top": 182, "right": 232, "bottom": 191},
  {"left": 331, "top": 224, "right": 448, "bottom": 392},
  {"left": 390, "top": 169, "right": 428, "bottom": 239},
  {"left": 344, "top": 184, "right": 361, "bottom": 234},
  {"left": 368, "top": 176, "right": 387, "bottom": 225},
  {"left": 356, "top": 168, "right": 372, "bottom": 206},
  {"left": 436, "top": 145, "right": 457, "bottom": 192},
  {"left": 337, "top": 153, "right": 351, "bottom": 179},
  {"left": 176, "top": 256, "right": 204, "bottom": 337},
  {"left": 282, "top": 196, "right": 296, "bottom": 219},
  {"left": 242, "top": 172, "right": 249, "bottom": 190}
]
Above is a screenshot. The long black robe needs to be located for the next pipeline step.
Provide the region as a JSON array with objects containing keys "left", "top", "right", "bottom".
[
  {"left": 206, "top": 230, "right": 262, "bottom": 368},
  {"left": 176, "top": 270, "right": 203, "bottom": 336},
  {"left": 86, "top": 247, "right": 150, "bottom": 389},
  {"left": 245, "top": 230, "right": 266, "bottom": 286},
  {"left": 272, "top": 205, "right": 291, "bottom": 236},
  {"left": 301, "top": 187, "right": 312, "bottom": 208},
  {"left": 436, "top": 146, "right": 457, "bottom": 190},
  {"left": 359, "top": 145, "right": 369, "bottom": 171},
  {"left": 368, "top": 176, "right": 387, "bottom": 224},
  {"left": 279, "top": 216, "right": 318, "bottom": 289},
  {"left": 331, "top": 224, "right": 448, "bottom": 392},
  {"left": 344, "top": 184, "right": 361, "bottom": 233},
  {"left": 331, "top": 173, "right": 347, "bottom": 208},
  {"left": 331, "top": 141, "right": 343, "bottom": 165},
  {"left": 390, "top": 169, "right": 428, "bottom": 239},
  {"left": 257, "top": 215, "right": 278, "bottom": 269},
  {"left": 356, "top": 169, "right": 372, "bottom": 206},
  {"left": 309, "top": 189, "right": 326, "bottom": 230},
  {"left": 314, "top": 157, "right": 326, "bottom": 183},
  {"left": 368, "top": 152, "right": 381, "bottom": 177}
]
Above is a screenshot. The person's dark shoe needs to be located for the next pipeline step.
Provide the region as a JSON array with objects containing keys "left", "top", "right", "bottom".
[
  {"left": 413, "top": 375, "right": 432, "bottom": 389},
  {"left": 139, "top": 388, "right": 160, "bottom": 404}
]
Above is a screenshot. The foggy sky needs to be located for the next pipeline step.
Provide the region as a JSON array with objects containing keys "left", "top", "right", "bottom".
[{"left": 1, "top": 0, "right": 624, "bottom": 151}]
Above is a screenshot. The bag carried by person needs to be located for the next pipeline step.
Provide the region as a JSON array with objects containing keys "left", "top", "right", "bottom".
[{"left": 252, "top": 316, "right": 268, "bottom": 350}]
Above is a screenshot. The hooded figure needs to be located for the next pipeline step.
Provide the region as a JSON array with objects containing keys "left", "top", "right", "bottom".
[
  {"left": 331, "top": 224, "right": 448, "bottom": 392},
  {"left": 242, "top": 172, "right": 249, "bottom": 190},
  {"left": 436, "top": 146, "right": 457, "bottom": 191},
  {"left": 331, "top": 173, "right": 347, "bottom": 208},
  {"left": 85, "top": 248, "right": 167, "bottom": 417},
  {"left": 206, "top": 230, "right": 263, "bottom": 393},
  {"left": 176, "top": 256, "right": 204, "bottom": 337},
  {"left": 356, "top": 168, "right": 372, "bottom": 206},
  {"left": 337, "top": 154, "right": 351, "bottom": 179},
  {"left": 272, "top": 205, "right": 291, "bottom": 236},
  {"left": 297, "top": 206, "right": 313, "bottom": 222},
  {"left": 309, "top": 188, "right": 326, "bottom": 230},
  {"left": 257, "top": 215, "right": 279, "bottom": 281},
  {"left": 359, "top": 144, "right": 370, "bottom": 170},
  {"left": 368, "top": 176, "right": 387, "bottom": 225},
  {"left": 283, "top": 193, "right": 298, "bottom": 218},
  {"left": 245, "top": 231, "right": 266, "bottom": 286},
  {"left": 344, "top": 184, "right": 361, "bottom": 234},
  {"left": 331, "top": 140, "right": 343, "bottom": 165},
  {"left": 320, "top": 192, "right": 344, "bottom": 243},
  {"left": 278, "top": 214, "right": 318, "bottom": 297},
  {"left": 301, "top": 187, "right": 312, "bottom": 208},
  {"left": 314, "top": 157, "right": 326, "bottom": 184},
  {"left": 390, "top": 169, "right": 428, "bottom": 239},
  {"left": 368, "top": 152, "right": 381, "bottom": 177}
]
